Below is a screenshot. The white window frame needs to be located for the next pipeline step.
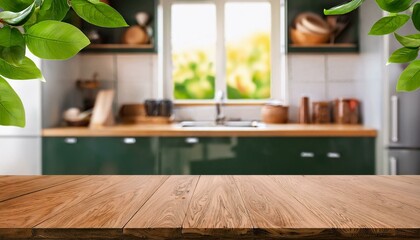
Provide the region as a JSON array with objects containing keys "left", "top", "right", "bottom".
[{"left": 158, "top": 0, "right": 287, "bottom": 104}]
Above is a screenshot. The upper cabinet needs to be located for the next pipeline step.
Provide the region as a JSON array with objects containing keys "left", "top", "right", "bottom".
[
  {"left": 75, "top": 0, "right": 158, "bottom": 53},
  {"left": 286, "top": 0, "right": 359, "bottom": 53}
]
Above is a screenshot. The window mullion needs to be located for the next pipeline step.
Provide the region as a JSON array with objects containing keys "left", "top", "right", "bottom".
[
  {"left": 271, "top": 0, "right": 282, "bottom": 101},
  {"left": 215, "top": 0, "right": 226, "bottom": 96},
  {"left": 162, "top": 0, "right": 172, "bottom": 99}
]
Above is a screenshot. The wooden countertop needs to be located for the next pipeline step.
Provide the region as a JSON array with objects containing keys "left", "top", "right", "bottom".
[
  {"left": 42, "top": 124, "right": 377, "bottom": 137},
  {"left": 0, "top": 175, "right": 419, "bottom": 239}
]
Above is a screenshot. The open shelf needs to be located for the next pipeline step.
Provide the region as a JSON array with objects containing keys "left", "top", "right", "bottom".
[
  {"left": 83, "top": 44, "right": 155, "bottom": 53},
  {"left": 288, "top": 43, "right": 359, "bottom": 53},
  {"left": 286, "top": 0, "right": 359, "bottom": 53},
  {"left": 76, "top": 0, "right": 158, "bottom": 54}
]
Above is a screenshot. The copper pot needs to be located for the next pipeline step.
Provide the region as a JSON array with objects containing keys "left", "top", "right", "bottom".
[
  {"left": 261, "top": 104, "right": 289, "bottom": 124},
  {"left": 312, "top": 101, "right": 331, "bottom": 124},
  {"left": 333, "top": 98, "right": 360, "bottom": 124}
]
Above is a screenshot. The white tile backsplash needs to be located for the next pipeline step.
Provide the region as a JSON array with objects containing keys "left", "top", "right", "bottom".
[
  {"left": 78, "top": 53, "right": 157, "bottom": 109},
  {"left": 289, "top": 82, "right": 327, "bottom": 104},
  {"left": 116, "top": 54, "right": 154, "bottom": 83},
  {"left": 76, "top": 51, "right": 366, "bottom": 123},
  {"left": 289, "top": 55, "right": 326, "bottom": 82},
  {"left": 326, "top": 82, "right": 360, "bottom": 100},
  {"left": 79, "top": 54, "right": 115, "bottom": 81},
  {"left": 173, "top": 106, "right": 262, "bottom": 122},
  {"left": 117, "top": 82, "right": 154, "bottom": 107},
  {"left": 326, "top": 54, "right": 362, "bottom": 82}
]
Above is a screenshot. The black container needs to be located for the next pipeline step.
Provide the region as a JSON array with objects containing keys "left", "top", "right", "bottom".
[
  {"left": 158, "top": 99, "right": 173, "bottom": 117},
  {"left": 144, "top": 99, "right": 159, "bottom": 116}
]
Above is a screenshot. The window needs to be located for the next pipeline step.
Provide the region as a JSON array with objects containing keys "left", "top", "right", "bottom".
[
  {"left": 171, "top": 4, "right": 216, "bottom": 99},
  {"left": 225, "top": 2, "right": 271, "bottom": 99},
  {"left": 161, "top": 0, "right": 283, "bottom": 102}
]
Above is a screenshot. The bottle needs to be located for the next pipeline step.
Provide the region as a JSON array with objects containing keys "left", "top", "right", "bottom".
[{"left": 299, "top": 96, "right": 310, "bottom": 124}]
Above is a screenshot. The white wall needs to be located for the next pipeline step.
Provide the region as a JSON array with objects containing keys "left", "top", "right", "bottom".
[
  {"left": 42, "top": 57, "right": 81, "bottom": 128},
  {"left": 0, "top": 137, "right": 41, "bottom": 175}
]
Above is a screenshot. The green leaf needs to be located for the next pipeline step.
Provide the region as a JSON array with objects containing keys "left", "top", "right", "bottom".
[
  {"left": 37, "top": 0, "right": 70, "bottom": 22},
  {"left": 0, "top": 0, "right": 33, "bottom": 12},
  {"left": 71, "top": 0, "right": 128, "bottom": 28},
  {"left": 0, "top": 1, "right": 35, "bottom": 26},
  {"left": 0, "top": 26, "right": 26, "bottom": 65},
  {"left": 395, "top": 33, "right": 420, "bottom": 48},
  {"left": 369, "top": 14, "right": 410, "bottom": 35},
  {"left": 0, "top": 57, "right": 43, "bottom": 80},
  {"left": 388, "top": 47, "right": 419, "bottom": 64},
  {"left": 324, "top": 0, "right": 364, "bottom": 15},
  {"left": 413, "top": 3, "right": 420, "bottom": 31},
  {"left": 396, "top": 60, "right": 420, "bottom": 92},
  {"left": 25, "top": 20, "right": 90, "bottom": 60},
  {"left": 375, "top": 0, "right": 414, "bottom": 13},
  {"left": 0, "top": 76, "right": 25, "bottom": 127},
  {"left": 23, "top": 6, "right": 40, "bottom": 28}
]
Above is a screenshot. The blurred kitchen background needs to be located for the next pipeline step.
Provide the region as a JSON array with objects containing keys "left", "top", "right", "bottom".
[{"left": 1, "top": 0, "right": 419, "bottom": 176}]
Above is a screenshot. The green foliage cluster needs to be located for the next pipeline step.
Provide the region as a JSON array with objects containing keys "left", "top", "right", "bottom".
[
  {"left": 325, "top": 0, "right": 420, "bottom": 92},
  {"left": 0, "top": 0, "right": 127, "bottom": 127}
]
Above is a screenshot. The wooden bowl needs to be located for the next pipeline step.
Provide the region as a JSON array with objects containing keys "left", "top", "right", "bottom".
[
  {"left": 123, "top": 26, "right": 149, "bottom": 45},
  {"left": 119, "top": 104, "right": 145, "bottom": 117},
  {"left": 65, "top": 119, "right": 90, "bottom": 127},
  {"left": 261, "top": 105, "right": 289, "bottom": 124},
  {"left": 290, "top": 28, "right": 330, "bottom": 46}
]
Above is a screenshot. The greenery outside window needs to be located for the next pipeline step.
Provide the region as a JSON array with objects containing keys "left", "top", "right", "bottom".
[{"left": 161, "top": 0, "right": 284, "bottom": 103}]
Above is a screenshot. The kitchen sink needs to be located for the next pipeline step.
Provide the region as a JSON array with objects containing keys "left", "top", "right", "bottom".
[{"left": 179, "top": 121, "right": 262, "bottom": 128}]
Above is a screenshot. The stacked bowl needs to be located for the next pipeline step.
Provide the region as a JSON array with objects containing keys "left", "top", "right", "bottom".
[{"left": 290, "top": 12, "right": 331, "bottom": 45}]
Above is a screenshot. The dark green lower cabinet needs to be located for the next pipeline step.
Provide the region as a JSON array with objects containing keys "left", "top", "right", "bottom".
[
  {"left": 43, "top": 136, "right": 375, "bottom": 175},
  {"left": 160, "top": 137, "right": 375, "bottom": 175},
  {"left": 43, "top": 137, "right": 157, "bottom": 175},
  {"left": 159, "top": 137, "right": 236, "bottom": 175}
]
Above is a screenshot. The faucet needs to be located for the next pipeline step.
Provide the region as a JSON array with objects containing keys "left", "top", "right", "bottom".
[{"left": 215, "top": 90, "right": 226, "bottom": 125}]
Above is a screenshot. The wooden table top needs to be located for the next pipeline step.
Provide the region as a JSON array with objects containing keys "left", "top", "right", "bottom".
[
  {"left": 42, "top": 124, "right": 377, "bottom": 137},
  {"left": 0, "top": 175, "right": 418, "bottom": 240}
]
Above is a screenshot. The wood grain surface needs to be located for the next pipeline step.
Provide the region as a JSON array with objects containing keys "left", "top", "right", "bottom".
[
  {"left": 0, "top": 176, "right": 120, "bottom": 239},
  {"left": 282, "top": 176, "right": 420, "bottom": 237},
  {"left": 42, "top": 124, "right": 377, "bottom": 137},
  {"left": 124, "top": 175, "right": 199, "bottom": 239},
  {"left": 234, "top": 176, "right": 333, "bottom": 238},
  {"left": 34, "top": 176, "right": 168, "bottom": 239},
  {"left": 0, "top": 175, "right": 419, "bottom": 240},
  {"left": 0, "top": 175, "right": 81, "bottom": 202},
  {"left": 183, "top": 176, "right": 253, "bottom": 238}
]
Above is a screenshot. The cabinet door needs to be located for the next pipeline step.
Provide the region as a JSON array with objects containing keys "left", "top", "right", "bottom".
[
  {"left": 93, "top": 137, "right": 157, "bottom": 175},
  {"left": 325, "top": 137, "right": 375, "bottom": 174},
  {"left": 234, "top": 137, "right": 375, "bottom": 175},
  {"left": 43, "top": 137, "right": 157, "bottom": 175},
  {"left": 159, "top": 137, "right": 235, "bottom": 175},
  {"left": 283, "top": 137, "right": 375, "bottom": 175},
  {"left": 43, "top": 137, "right": 96, "bottom": 175}
]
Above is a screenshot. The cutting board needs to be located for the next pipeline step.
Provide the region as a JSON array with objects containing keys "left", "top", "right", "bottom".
[{"left": 90, "top": 90, "right": 115, "bottom": 128}]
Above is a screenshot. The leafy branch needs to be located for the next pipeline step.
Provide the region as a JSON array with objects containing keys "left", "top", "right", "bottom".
[
  {"left": 0, "top": 0, "right": 127, "bottom": 127},
  {"left": 325, "top": 0, "right": 420, "bottom": 92}
]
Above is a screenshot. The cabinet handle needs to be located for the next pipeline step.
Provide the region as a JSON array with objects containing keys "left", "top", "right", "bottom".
[
  {"left": 391, "top": 95, "right": 399, "bottom": 143},
  {"left": 390, "top": 157, "right": 398, "bottom": 175},
  {"left": 327, "top": 152, "right": 341, "bottom": 159},
  {"left": 64, "top": 138, "right": 77, "bottom": 144},
  {"left": 123, "top": 138, "right": 136, "bottom": 144},
  {"left": 185, "top": 137, "right": 199, "bottom": 144},
  {"left": 300, "top": 152, "right": 315, "bottom": 158}
]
